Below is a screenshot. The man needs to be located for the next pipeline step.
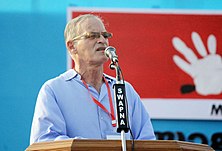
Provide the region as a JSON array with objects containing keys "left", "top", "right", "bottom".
[{"left": 30, "top": 14, "right": 155, "bottom": 144}]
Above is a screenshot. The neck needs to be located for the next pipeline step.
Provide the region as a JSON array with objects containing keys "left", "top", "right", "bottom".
[{"left": 75, "top": 64, "right": 104, "bottom": 93}]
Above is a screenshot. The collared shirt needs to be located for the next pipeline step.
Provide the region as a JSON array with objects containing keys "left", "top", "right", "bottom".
[{"left": 30, "top": 69, "right": 156, "bottom": 144}]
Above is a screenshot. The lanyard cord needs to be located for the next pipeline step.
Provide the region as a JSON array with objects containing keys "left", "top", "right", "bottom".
[{"left": 82, "top": 77, "right": 116, "bottom": 127}]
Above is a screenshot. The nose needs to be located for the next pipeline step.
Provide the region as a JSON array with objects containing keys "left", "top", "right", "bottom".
[{"left": 97, "top": 35, "right": 108, "bottom": 46}]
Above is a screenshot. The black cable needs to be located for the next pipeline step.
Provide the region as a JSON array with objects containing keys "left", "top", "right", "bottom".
[
  {"left": 118, "top": 66, "right": 125, "bottom": 82},
  {"left": 130, "top": 128, "right": 135, "bottom": 151}
]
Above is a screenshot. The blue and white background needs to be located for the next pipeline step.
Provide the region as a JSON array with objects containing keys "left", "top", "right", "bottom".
[{"left": 0, "top": 0, "right": 222, "bottom": 151}]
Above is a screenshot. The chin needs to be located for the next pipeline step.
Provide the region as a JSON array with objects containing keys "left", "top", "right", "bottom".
[
  {"left": 89, "top": 58, "right": 108, "bottom": 66},
  {"left": 102, "top": 57, "right": 109, "bottom": 63},
  {"left": 99, "top": 58, "right": 109, "bottom": 65}
]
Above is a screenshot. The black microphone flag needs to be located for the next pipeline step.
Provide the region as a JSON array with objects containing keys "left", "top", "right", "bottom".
[{"left": 113, "top": 83, "right": 129, "bottom": 133}]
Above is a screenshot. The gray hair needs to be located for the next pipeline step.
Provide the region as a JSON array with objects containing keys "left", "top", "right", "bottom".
[{"left": 64, "top": 14, "right": 103, "bottom": 43}]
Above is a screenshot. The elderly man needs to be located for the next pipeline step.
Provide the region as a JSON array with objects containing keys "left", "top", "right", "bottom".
[{"left": 30, "top": 14, "right": 155, "bottom": 144}]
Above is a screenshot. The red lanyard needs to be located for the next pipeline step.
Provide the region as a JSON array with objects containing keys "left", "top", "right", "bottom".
[{"left": 82, "top": 77, "right": 116, "bottom": 127}]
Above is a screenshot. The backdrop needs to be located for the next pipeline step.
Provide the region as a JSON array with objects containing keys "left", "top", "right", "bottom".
[{"left": 0, "top": 1, "right": 222, "bottom": 151}]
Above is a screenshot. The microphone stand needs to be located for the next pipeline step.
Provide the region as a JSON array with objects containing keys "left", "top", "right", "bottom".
[{"left": 110, "top": 61, "right": 129, "bottom": 151}]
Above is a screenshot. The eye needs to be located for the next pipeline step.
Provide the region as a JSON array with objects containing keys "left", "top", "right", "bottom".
[
  {"left": 84, "top": 32, "right": 113, "bottom": 39},
  {"left": 88, "top": 32, "right": 101, "bottom": 39},
  {"left": 102, "top": 32, "right": 112, "bottom": 39}
]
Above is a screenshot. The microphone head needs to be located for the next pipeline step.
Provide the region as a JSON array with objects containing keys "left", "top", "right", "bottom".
[
  {"left": 104, "top": 46, "right": 118, "bottom": 62},
  {"left": 104, "top": 46, "right": 116, "bottom": 57}
]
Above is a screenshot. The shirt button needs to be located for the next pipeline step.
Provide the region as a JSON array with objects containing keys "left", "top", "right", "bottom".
[{"left": 101, "top": 117, "right": 104, "bottom": 120}]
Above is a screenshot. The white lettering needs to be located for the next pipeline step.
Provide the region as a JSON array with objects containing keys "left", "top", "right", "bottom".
[
  {"left": 118, "top": 100, "right": 124, "bottom": 106},
  {"left": 120, "top": 113, "right": 125, "bottom": 118},
  {"left": 117, "top": 94, "right": 123, "bottom": 100},
  {"left": 118, "top": 88, "right": 122, "bottom": 94},
  {"left": 120, "top": 120, "right": 125, "bottom": 125},
  {"left": 119, "top": 107, "right": 124, "bottom": 112}
]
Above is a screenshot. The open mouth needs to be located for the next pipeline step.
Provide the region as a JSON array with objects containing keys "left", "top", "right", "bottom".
[{"left": 96, "top": 47, "right": 106, "bottom": 52}]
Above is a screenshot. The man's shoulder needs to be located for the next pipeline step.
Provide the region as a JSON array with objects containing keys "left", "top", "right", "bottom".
[{"left": 44, "top": 69, "right": 76, "bottom": 86}]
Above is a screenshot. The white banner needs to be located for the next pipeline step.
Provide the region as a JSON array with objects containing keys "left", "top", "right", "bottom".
[{"left": 143, "top": 99, "right": 222, "bottom": 120}]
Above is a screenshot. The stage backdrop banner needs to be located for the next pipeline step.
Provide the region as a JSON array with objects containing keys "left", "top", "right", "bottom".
[{"left": 67, "top": 7, "right": 222, "bottom": 120}]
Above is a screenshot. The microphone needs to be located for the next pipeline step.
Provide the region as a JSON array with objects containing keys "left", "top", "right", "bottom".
[{"left": 104, "top": 46, "right": 118, "bottom": 63}]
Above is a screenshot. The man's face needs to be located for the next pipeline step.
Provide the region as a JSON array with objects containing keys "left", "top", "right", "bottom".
[{"left": 74, "top": 17, "right": 110, "bottom": 66}]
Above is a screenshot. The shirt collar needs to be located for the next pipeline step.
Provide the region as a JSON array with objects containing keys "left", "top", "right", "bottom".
[
  {"left": 103, "top": 73, "right": 115, "bottom": 83},
  {"left": 64, "top": 69, "right": 115, "bottom": 83},
  {"left": 64, "top": 69, "right": 79, "bottom": 81}
]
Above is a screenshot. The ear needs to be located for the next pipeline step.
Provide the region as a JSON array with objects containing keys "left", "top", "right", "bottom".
[{"left": 67, "top": 41, "right": 77, "bottom": 54}]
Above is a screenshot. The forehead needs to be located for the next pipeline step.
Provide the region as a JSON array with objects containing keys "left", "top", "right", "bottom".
[{"left": 79, "top": 17, "right": 106, "bottom": 33}]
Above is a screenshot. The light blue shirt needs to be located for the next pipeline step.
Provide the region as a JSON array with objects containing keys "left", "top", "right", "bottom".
[{"left": 30, "top": 69, "right": 155, "bottom": 144}]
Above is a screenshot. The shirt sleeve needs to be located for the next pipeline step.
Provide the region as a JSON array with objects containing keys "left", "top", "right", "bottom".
[
  {"left": 30, "top": 83, "right": 70, "bottom": 144},
  {"left": 126, "top": 83, "right": 156, "bottom": 140}
]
